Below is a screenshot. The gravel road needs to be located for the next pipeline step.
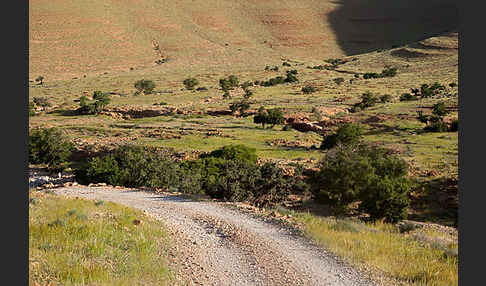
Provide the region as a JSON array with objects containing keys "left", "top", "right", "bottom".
[{"left": 49, "top": 186, "right": 377, "bottom": 286}]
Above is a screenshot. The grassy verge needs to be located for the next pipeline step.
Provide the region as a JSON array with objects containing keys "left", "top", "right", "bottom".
[
  {"left": 29, "top": 190, "right": 173, "bottom": 285},
  {"left": 273, "top": 207, "right": 457, "bottom": 286}
]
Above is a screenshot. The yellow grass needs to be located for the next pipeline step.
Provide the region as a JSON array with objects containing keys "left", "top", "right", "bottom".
[{"left": 29, "top": 191, "right": 173, "bottom": 285}]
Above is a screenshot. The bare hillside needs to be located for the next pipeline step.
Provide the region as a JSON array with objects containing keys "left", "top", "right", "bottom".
[{"left": 29, "top": 0, "right": 458, "bottom": 80}]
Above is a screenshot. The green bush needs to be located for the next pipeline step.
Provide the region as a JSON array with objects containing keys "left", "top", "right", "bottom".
[
  {"left": 29, "top": 128, "right": 75, "bottom": 171},
  {"left": 424, "top": 120, "right": 449, "bottom": 132},
  {"left": 400, "top": 93, "right": 418, "bottom": 101},
  {"left": 302, "top": 85, "right": 317, "bottom": 94},
  {"left": 363, "top": 67, "right": 397, "bottom": 79},
  {"left": 380, "top": 94, "right": 392, "bottom": 103},
  {"left": 134, "top": 79, "right": 156, "bottom": 94},
  {"left": 200, "top": 144, "right": 258, "bottom": 164},
  {"left": 75, "top": 145, "right": 179, "bottom": 188},
  {"left": 29, "top": 102, "right": 36, "bottom": 116},
  {"left": 350, "top": 91, "right": 379, "bottom": 112},
  {"left": 229, "top": 100, "right": 251, "bottom": 116},
  {"left": 282, "top": 61, "right": 291, "bottom": 67},
  {"left": 381, "top": 66, "right": 397, "bottom": 77},
  {"left": 253, "top": 107, "right": 284, "bottom": 128},
  {"left": 309, "top": 144, "right": 411, "bottom": 222},
  {"left": 243, "top": 87, "right": 253, "bottom": 99},
  {"left": 183, "top": 78, "right": 199, "bottom": 90},
  {"left": 333, "top": 78, "right": 345, "bottom": 85},
  {"left": 320, "top": 123, "right": 363, "bottom": 150},
  {"left": 432, "top": 102, "right": 448, "bottom": 117},
  {"left": 76, "top": 91, "right": 110, "bottom": 115}
]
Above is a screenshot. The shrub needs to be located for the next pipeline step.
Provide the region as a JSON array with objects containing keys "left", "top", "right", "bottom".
[
  {"left": 205, "top": 159, "right": 260, "bottom": 201},
  {"left": 302, "top": 85, "right": 317, "bottom": 94},
  {"left": 381, "top": 66, "right": 397, "bottom": 77},
  {"left": 229, "top": 100, "right": 251, "bottom": 116},
  {"left": 228, "top": 75, "right": 239, "bottom": 87},
  {"left": 400, "top": 93, "right": 418, "bottom": 101},
  {"left": 380, "top": 94, "right": 392, "bottom": 103},
  {"left": 424, "top": 120, "right": 449, "bottom": 132},
  {"left": 253, "top": 106, "right": 268, "bottom": 128},
  {"left": 243, "top": 87, "right": 253, "bottom": 99},
  {"left": 75, "top": 145, "right": 179, "bottom": 188},
  {"left": 363, "top": 67, "right": 397, "bottom": 79},
  {"left": 76, "top": 91, "right": 110, "bottom": 115},
  {"left": 33, "top": 97, "right": 51, "bottom": 107},
  {"left": 266, "top": 108, "right": 285, "bottom": 128},
  {"left": 251, "top": 162, "right": 293, "bottom": 206},
  {"left": 200, "top": 144, "right": 258, "bottom": 164},
  {"left": 183, "top": 78, "right": 199, "bottom": 90},
  {"left": 432, "top": 102, "right": 448, "bottom": 117},
  {"left": 363, "top": 72, "right": 380, "bottom": 79},
  {"left": 196, "top": 86, "right": 208, "bottom": 91},
  {"left": 320, "top": 123, "right": 363, "bottom": 150},
  {"left": 134, "top": 79, "right": 156, "bottom": 94},
  {"left": 333, "top": 77, "right": 345, "bottom": 85},
  {"left": 29, "top": 102, "right": 36, "bottom": 116},
  {"left": 354, "top": 74, "right": 360, "bottom": 78},
  {"left": 449, "top": 82, "right": 457, "bottom": 88},
  {"left": 282, "top": 61, "right": 291, "bottom": 67},
  {"left": 29, "top": 128, "right": 74, "bottom": 171},
  {"left": 240, "top": 81, "right": 253, "bottom": 89},
  {"left": 351, "top": 91, "right": 379, "bottom": 112},
  {"left": 309, "top": 144, "right": 411, "bottom": 222},
  {"left": 285, "top": 70, "right": 299, "bottom": 83},
  {"left": 420, "top": 84, "right": 434, "bottom": 98}
]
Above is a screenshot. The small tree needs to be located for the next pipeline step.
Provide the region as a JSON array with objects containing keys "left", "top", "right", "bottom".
[
  {"left": 134, "top": 79, "right": 156, "bottom": 94},
  {"left": 321, "top": 123, "right": 363, "bottom": 150},
  {"left": 229, "top": 100, "right": 251, "bottom": 116},
  {"left": 309, "top": 143, "right": 411, "bottom": 222},
  {"left": 253, "top": 106, "right": 268, "bottom": 128},
  {"left": 266, "top": 108, "right": 285, "bottom": 128},
  {"left": 432, "top": 102, "right": 448, "bottom": 117},
  {"left": 183, "top": 78, "right": 199, "bottom": 90},
  {"left": 76, "top": 91, "right": 110, "bottom": 115},
  {"left": 29, "top": 128, "right": 75, "bottom": 171},
  {"left": 284, "top": 70, "right": 298, "bottom": 83},
  {"left": 243, "top": 87, "right": 253, "bottom": 99}
]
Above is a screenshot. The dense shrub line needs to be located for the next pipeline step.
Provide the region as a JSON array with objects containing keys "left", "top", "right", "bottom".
[
  {"left": 29, "top": 125, "right": 415, "bottom": 222},
  {"left": 74, "top": 144, "right": 306, "bottom": 207}
]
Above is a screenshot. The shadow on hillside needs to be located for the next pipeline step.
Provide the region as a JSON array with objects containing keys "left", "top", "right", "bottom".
[{"left": 327, "top": 0, "right": 459, "bottom": 55}]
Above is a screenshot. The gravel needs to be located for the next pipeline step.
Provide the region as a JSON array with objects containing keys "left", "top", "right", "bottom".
[{"left": 47, "top": 186, "right": 377, "bottom": 286}]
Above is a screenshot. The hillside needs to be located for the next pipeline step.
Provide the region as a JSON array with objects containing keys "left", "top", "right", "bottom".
[{"left": 30, "top": 0, "right": 458, "bottom": 80}]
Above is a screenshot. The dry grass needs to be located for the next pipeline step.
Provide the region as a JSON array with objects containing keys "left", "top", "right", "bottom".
[
  {"left": 273, "top": 207, "right": 457, "bottom": 286},
  {"left": 29, "top": 190, "right": 173, "bottom": 285}
]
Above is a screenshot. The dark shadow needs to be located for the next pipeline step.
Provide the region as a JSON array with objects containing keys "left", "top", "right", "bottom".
[
  {"left": 327, "top": 0, "right": 459, "bottom": 55},
  {"left": 47, "top": 109, "right": 79, "bottom": 116}
]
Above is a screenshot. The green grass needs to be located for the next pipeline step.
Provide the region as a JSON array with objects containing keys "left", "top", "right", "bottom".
[
  {"left": 29, "top": 191, "right": 173, "bottom": 285},
  {"left": 272, "top": 207, "right": 458, "bottom": 286}
]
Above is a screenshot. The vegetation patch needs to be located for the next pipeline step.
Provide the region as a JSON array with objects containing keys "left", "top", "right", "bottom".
[{"left": 29, "top": 191, "right": 173, "bottom": 285}]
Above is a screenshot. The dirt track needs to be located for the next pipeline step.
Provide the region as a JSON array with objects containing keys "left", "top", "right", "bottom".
[{"left": 49, "top": 186, "right": 377, "bottom": 286}]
